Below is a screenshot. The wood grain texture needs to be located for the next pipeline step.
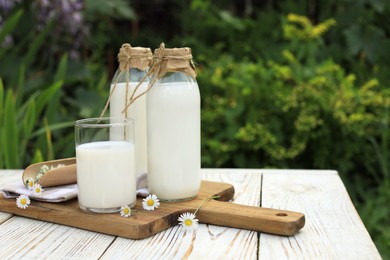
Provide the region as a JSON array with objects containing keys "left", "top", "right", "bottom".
[
  {"left": 0, "top": 170, "right": 22, "bottom": 224},
  {"left": 0, "top": 216, "right": 115, "bottom": 259},
  {"left": 0, "top": 170, "right": 116, "bottom": 259},
  {"left": 0, "top": 169, "right": 21, "bottom": 185},
  {"left": 0, "top": 169, "right": 381, "bottom": 259},
  {"left": 259, "top": 170, "right": 381, "bottom": 259},
  {"left": 0, "top": 180, "right": 236, "bottom": 239},
  {"left": 101, "top": 169, "right": 262, "bottom": 259},
  {"left": 0, "top": 170, "right": 303, "bottom": 239}
]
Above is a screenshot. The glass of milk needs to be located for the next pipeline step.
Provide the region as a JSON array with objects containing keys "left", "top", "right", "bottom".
[{"left": 75, "top": 117, "right": 136, "bottom": 213}]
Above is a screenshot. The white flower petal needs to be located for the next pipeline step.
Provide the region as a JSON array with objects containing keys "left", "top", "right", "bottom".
[
  {"left": 120, "top": 205, "right": 132, "bottom": 217},
  {"left": 142, "top": 194, "right": 160, "bottom": 211},
  {"left": 26, "top": 178, "right": 35, "bottom": 190},
  {"left": 16, "top": 195, "right": 31, "bottom": 209},
  {"left": 33, "top": 184, "right": 44, "bottom": 195},
  {"left": 178, "top": 212, "right": 199, "bottom": 230}
]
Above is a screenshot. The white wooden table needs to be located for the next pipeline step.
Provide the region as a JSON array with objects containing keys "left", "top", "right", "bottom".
[{"left": 0, "top": 169, "right": 381, "bottom": 259}]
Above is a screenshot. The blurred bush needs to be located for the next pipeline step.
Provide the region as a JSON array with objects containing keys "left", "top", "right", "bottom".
[
  {"left": 175, "top": 2, "right": 390, "bottom": 255},
  {"left": 0, "top": 0, "right": 108, "bottom": 167}
]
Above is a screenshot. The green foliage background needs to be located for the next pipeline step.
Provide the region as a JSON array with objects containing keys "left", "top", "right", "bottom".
[{"left": 0, "top": 0, "right": 389, "bottom": 256}]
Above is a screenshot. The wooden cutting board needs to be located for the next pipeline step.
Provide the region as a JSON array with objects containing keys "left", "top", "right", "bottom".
[{"left": 0, "top": 180, "right": 305, "bottom": 239}]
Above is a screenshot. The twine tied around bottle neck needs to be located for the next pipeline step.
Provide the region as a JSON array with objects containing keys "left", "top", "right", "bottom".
[
  {"left": 121, "top": 42, "right": 197, "bottom": 113},
  {"left": 100, "top": 44, "right": 152, "bottom": 118}
]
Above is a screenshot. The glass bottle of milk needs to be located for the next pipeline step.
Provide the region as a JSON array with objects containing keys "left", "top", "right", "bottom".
[
  {"left": 107, "top": 44, "right": 152, "bottom": 178},
  {"left": 147, "top": 45, "right": 201, "bottom": 201}
]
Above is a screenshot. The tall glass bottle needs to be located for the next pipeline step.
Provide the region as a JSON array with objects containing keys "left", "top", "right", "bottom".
[
  {"left": 108, "top": 44, "right": 152, "bottom": 178},
  {"left": 147, "top": 45, "right": 201, "bottom": 201}
]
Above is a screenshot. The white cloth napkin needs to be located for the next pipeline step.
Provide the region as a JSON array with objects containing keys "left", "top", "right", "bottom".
[
  {"left": 1, "top": 173, "right": 149, "bottom": 203},
  {"left": 1, "top": 182, "right": 78, "bottom": 202}
]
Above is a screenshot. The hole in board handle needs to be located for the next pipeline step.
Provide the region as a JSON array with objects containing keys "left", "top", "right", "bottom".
[{"left": 276, "top": 213, "right": 288, "bottom": 217}]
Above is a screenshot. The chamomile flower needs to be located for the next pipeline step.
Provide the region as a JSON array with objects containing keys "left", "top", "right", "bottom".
[
  {"left": 120, "top": 205, "right": 132, "bottom": 217},
  {"left": 40, "top": 164, "right": 50, "bottom": 174},
  {"left": 26, "top": 178, "right": 35, "bottom": 190},
  {"left": 35, "top": 173, "right": 44, "bottom": 182},
  {"left": 16, "top": 195, "right": 31, "bottom": 209},
  {"left": 33, "top": 184, "right": 44, "bottom": 195},
  {"left": 142, "top": 194, "right": 160, "bottom": 211},
  {"left": 178, "top": 212, "right": 199, "bottom": 231}
]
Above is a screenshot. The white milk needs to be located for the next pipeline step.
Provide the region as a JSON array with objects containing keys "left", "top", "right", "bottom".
[
  {"left": 110, "top": 82, "right": 148, "bottom": 178},
  {"left": 147, "top": 81, "right": 201, "bottom": 201},
  {"left": 76, "top": 141, "right": 136, "bottom": 210}
]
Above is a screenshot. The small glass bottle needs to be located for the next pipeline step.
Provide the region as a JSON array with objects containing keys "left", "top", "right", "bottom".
[
  {"left": 107, "top": 44, "right": 152, "bottom": 178},
  {"left": 147, "top": 45, "right": 201, "bottom": 201}
]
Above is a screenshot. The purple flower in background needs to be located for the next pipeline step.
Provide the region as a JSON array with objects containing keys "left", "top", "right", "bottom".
[
  {"left": 0, "top": 0, "right": 20, "bottom": 14},
  {"left": 33, "top": 0, "right": 88, "bottom": 59},
  {"left": 0, "top": 0, "right": 21, "bottom": 47},
  {"left": 0, "top": 0, "right": 88, "bottom": 59}
]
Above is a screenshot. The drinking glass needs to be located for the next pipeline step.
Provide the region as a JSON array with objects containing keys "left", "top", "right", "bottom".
[{"left": 75, "top": 117, "right": 136, "bottom": 213}]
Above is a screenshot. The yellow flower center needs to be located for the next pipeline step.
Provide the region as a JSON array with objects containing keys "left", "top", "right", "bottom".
[
  {"left": 28, "top": 182, "right": 33, "bottom": 187},
  {"left": 20, "top": 198, "right": 27, "bottom": 205},
  {"left": 36, "top": 188, "right": 41, "bottom": 193},
  {"left": 123, "top": 208, "right": 130, "bottom": 215},
  {"left": 184, "top": 219, "right": 192, "bottom": 226},
  {"left": 147, "top": 199, "right": 154, "bottom": 206}
]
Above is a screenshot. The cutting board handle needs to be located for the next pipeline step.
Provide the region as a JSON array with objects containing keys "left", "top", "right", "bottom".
[{"left": 197, "top": 200, "right": 305, "bottom": 236}]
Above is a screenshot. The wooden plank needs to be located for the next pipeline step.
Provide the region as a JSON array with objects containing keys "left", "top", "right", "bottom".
[
  {"left": 100, "top": 169, "right": 262, "bottom": 259},
  {"left": 0, "top": 170, "right": 22, "bottom": 223},
  {"left": 0, "top": 169, "right": 302, "bottom": 239},
  {"left": 0, "top": 169, "right": 22, "bottom": 184},
  {"left": 0, "top": 180, "right": 237, "bottom": 239},
  {"left": 0, "top": 212, "right": 12, "bottom": 223},
  {"left": 0, "top": 216, "right": 115, "bottom": 259},
  {"left": 0, "top": 170, "right": 116, "bottom": 259},
  {"left": 259, "top": 170, "right": 381, "bottom": 259}
]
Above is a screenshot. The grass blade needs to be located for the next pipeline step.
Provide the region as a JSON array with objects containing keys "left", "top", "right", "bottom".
[
  {"left": 21, "top": 19, "right": 54, "bottom": 68},
  {"left": 31, "top": 149, "right": 44, "bottom": 164},
  {"left": 44, "top": 118, "right": 54, "bottom": 160},
  {"left": 15, "top": 65, "right": 25, "bottom": 108},
  {"left": 3, "top": 90, "right": 20, "bottom": 168},
  {"left": 54, "top": 53, "right": 68, "bottom": 82},
  {"left": 36, "top": 81, "right": 63, "bottom": 116},
  {"left": 0, "top": 78, "right": 4, "bottom": 121},
  {"left": 0, "top": 79, "right": 3, "bottom": 168},
  {"left": 0, "top": 9, "right": 23, "bottom": 45},
  {"left": 22, "top": 99, "right": 36, "bottom": 138},
  {"left": 30, "top": 121, "right": 75, "bottom": 138}
]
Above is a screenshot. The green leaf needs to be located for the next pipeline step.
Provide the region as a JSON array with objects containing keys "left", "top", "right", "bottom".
[
  {"left": 54, "top": 53, "right": 68, "bottom": 82},
  {"left": 18, "top": 97, "right": 35, "bottom": 163},
  {"left": 15, "top": 65, "right": 25, "bottom": 108},
  {"left": 35, "top": 81, "right": 63, "bottom": 117},
  {"left": 0, "top": 9, "right": 23, "bottom": 46},
  {"left": 3, "top": 90, "right": 20, "bottom": 168},
  {"left": 219, "top": 11, "right": 246, "bottom": 31},
  {"left": 85, "top": 0, "right": 136, "bottom": 20},
  {"left": 44, "top": 54, "right": 68, "bottom": 123},
  {"left": 344, "top": 25, "right": 363, "bottom": 56},
  {"left": 30, "top": 121, "right": 75, "bottom": 138},
  {"left": 44, "top": 118, "right": 54, "bottom": 160},
  {"left": 0, "top": 78, "right": 4, "bottom": 121},
  {"left": 344, "top": 24, "right": 386, "bottom": 63},
  {"left": 21, "top": 19, "right": 54, "bottom": 69},
  {"left": 45, "top": 90, "right": 62, "bottom": 123},
  {"left": 31, "top": 149, "right": 44, "bottom": 164},
  {"left": 0, "top": 79, "right": 3, "bottom": 168},
  {"left": 96, "top": 71, "right": 108, "bottom": 92},
  {"left": 22, "top": 99, "right": 36, "bottom": 138}
]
